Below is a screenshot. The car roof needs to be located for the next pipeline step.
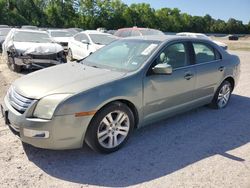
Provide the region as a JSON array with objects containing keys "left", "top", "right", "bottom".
[
  {"left": 82, "top": 30, "right": 111, "bottom": 35},
  {"left": 14, "top": 28, "right": 49, "bottom": 34},
  {"left": 122, "top": 35, "right": 214, "bottom": 43},
  {"left": 177, "top": 32, "right": 206, "bottom": 36},
  {"left": 47, "top": 29, "right": 69, "bottom": 32},
  {"left": 117, "top": 27, "right": 159, "bottom": 31}
]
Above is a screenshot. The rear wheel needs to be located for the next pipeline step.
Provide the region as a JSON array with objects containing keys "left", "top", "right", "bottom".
[
  {"left": 85, "top": 102, "right": 134, "bottom": 153},
  {"left": 210, "top": 80, "right": 232, "bottom": 109},
  {"left": 7, "top": 56, "right": 21, "bottom": 73}
]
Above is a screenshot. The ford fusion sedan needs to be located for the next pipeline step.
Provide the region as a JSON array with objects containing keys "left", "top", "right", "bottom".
[
  {"left": 2, "top": 29, "right": 66, "bottom": 72},
  {"left": 1, "top": 35, "right": 240, "bottom": 153}
]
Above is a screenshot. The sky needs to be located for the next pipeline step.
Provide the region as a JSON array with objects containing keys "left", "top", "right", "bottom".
[{"left": 122, "top": 0, "right": 250, "bottom": 24}]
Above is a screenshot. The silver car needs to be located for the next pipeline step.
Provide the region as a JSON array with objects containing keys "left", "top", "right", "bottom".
[{"left": 1, "top": 35, "right": 240, "bottom": 153}]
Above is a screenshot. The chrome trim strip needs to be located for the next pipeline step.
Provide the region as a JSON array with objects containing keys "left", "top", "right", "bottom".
[
  {"left": 174, "top": 59, "right": 222, "bottom": 71},
  {"left": 8, "top": 87, "right": 34, "bottom": 113}
]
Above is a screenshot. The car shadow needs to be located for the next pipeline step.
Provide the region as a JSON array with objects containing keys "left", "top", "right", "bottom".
[{"left": 23, "top": 94, "right": 250, "bottom": 187}]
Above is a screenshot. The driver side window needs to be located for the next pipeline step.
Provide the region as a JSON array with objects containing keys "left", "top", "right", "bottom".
[{"left": 156, "top": 43, "right": 188, "bottom": 69}]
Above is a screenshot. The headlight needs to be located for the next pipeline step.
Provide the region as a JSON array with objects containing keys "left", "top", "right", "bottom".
[{"left": 33, "top": 94, "right": 71, "bottom": 120}]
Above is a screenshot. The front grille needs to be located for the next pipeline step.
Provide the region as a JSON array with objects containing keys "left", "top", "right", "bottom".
[
  {"left": 8, "top": 87, "right": 34, "bottom": 114},
  {"left": 29, "top": 53, "right": 58, "bottom": 60}
]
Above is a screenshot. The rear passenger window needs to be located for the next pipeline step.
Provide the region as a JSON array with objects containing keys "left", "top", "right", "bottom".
[
  {"left": 120, "top": 30, "right": 132, "bottom": 38},
  {"left": 157, "top": 43, "right": 188, "bottom": 69},
  {"left": 131, "top": 30, "right": 140, "bottom": 36},
  {"left": 193, "top": 43, "right": 220, "bottom": 64}
]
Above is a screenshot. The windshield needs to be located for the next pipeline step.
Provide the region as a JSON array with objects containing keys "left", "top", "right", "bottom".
[
  {"left": 14, "top": 31, "right": 52, "bottom": 43},
  {"left": 89, "top": 34, "right": 117, "bottom": 45},
  {"left": 82, "top": 39, "right": 160, "bottom": 72},
  {"left": 0, "top": 28, "right": 11, "bottom": 36},
  {"left": 50, "top": 31, "right": 72, "bottom": 37},
  {"left": 139, "top": 29, "right": 164, "bottom": 36}
]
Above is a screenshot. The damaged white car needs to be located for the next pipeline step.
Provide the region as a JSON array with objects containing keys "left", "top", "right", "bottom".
[{"left": 2, "top": 29, "right": 66, "bottom": 72}]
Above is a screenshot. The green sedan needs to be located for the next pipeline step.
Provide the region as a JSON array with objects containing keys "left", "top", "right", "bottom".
[{"left": 1, "top": 35, "right": 240, "bottom": 153}]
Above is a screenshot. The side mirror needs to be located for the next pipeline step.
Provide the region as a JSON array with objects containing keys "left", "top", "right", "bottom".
[
  {"left": 152, "top": 63, "right": 172, "bottom": 75},
  {"left": 81, "top": 39, "right": 89, "bottom": 44}
]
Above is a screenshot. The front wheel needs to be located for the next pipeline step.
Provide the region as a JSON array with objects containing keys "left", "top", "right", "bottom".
[
  {"left": 210, "top": 80, "right": 232, "bottom": 109},
  {"left": 85, "top": 102, "right": 135, "bottom": 153}
]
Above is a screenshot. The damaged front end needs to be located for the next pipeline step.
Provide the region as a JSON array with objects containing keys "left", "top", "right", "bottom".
[{"left": 13, "top": 50, "right": 67, "bottom": 69}]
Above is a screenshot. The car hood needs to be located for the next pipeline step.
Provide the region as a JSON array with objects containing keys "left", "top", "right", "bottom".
[
  {"left": 52, "top": 37, "right": 71, "bottom": 43},
  {"left": 12, "top": 63, "right": 126, "bottom": 99},
  {"left": 13, "top": 42, "right": 63, "bottom": 55}
]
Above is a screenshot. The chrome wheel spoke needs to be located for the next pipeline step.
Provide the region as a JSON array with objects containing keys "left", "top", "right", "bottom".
[
  {"left": 107, "top": 113, "right": 114, "bottom": 123},
  {"left": 98, "top": 129, "right": 109, "bottom": 138},
  {"left": 98, "top": 110, "right": 130, "bottom": 149},
  {"left": 98, "top": 133, "right": 110, "bottom": 143},
  {"left": 116, "top": 130, "right": 128, "bottom": 136},
  {"left": 108, "top": 135, "right": 114, "bottom": 148},
  {"left": 115, "top": 112, "right": 124, "bottom": 123},
  {"left": 117, "top": 125, "right": 129, "bottom": 132},
  {"left": 218, "top": 93, "right": 223, "bottom": 100},
  {"left": 102, "top": 117, "right": 110, "bottom": 127},
  {"left": 113, "top": 134, "right": 118, "bottom": 147}
]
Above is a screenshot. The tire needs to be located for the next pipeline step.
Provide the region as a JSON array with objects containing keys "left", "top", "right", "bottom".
[
  {"left": 67, "top": 49, "right": 74, "bottom": 62},
  {"left": 85, "top": 102, "right": 135, "bottom": 153},
  {"left": 7, "top": 56, "right": 22, "bottom": 73},
  {"left": 210, "top": 80, "right": 232, "bottom": 109}
]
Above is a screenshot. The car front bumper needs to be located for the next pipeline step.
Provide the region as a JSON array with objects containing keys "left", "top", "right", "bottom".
[
  {"left": 1, "top": 95, "right": 93, "bottom": 150},
  {"left": 14, "top": 57, "right": 65, "bottom": 68}
]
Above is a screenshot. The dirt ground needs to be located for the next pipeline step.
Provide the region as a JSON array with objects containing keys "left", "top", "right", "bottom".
[{"left": 0, "top": 48, "right": 250, "bottom": 187}]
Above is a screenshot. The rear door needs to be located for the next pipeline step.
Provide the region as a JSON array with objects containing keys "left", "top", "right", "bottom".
[
  {"left": 191, "top": 42, "right": 224, "bottom": 101},
  {"left": 72, "top": 33, "right": 90, "bottom": 59}
]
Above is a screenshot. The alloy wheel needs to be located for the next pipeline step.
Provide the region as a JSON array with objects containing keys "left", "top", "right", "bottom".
[
  {"left": 97, "top": 110, "right": 130, "bottom": 149},
  {"left": 217, "top": 83, "right": 231, "bottom": 108}
]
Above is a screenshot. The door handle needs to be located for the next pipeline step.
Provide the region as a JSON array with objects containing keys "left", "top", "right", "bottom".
[
  {"left": 184, "top": 73, "right": 193, "bottom": 80},
  {"left": 218, "top": 66, "right": 225, "bottom": 72}
]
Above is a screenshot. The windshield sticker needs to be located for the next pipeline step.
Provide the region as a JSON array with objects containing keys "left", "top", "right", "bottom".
[{"left": 141, "top": 44, "right": 158, "bottom": 56}]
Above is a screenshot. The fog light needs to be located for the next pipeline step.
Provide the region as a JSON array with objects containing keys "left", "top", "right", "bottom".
[{"left": 23, "top": 128, "right": 49, "bottom": 138}]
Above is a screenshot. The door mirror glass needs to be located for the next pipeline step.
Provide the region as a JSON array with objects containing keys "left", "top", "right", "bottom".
[{"left": 152, "top": 63, "right": 172, "bottom": 75}]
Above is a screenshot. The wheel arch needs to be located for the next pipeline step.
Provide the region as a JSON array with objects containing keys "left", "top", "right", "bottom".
[
  {"left": 224, "top": 76, "right": 235, "bottom": 91},
  {"left": 91, "top": 99, "right": 140, "bottom": 129}
]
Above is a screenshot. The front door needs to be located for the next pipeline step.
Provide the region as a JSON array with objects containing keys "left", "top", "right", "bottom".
[{"left": 143, "top": 42, "right": 196, "bottom": 122}]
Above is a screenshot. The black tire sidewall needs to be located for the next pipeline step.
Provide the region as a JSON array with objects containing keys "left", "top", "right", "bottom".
[{"left": 85, "top": 102, "right": 135, "bottom": 153}]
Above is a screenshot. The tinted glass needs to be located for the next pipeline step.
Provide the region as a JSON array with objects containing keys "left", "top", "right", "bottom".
[
  {"left": 120, "top": 30, "right": 132, "bottom": 37},
  {"left": 0, "top": 28, "right": 11, "bottom": 36},
  {"left": 139, "top": 29, "right": 164, "bottom": 36},
  {"left": 50, "top": 31, "right": 72, "bottom": 37},
  {"left": 74, "top": 33, "right": 89, "bottom": 42},
  {"left": 157, "top": 43, "right": 187, "bottom": 69},
  {"left": 14, "top": 31, "right": 52, "bottom": 43},
  {"left": 193, "top": 43, "right": 216, "bottom": 64},
  {"left": 82, "top": 40, "right": 160, "bottom": 72},
  {"left": 89, "top": 34, "right": 117, "bottom": 45},
  {"left": 131, "top": 30, "right": 141, "bottom": 36}
]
